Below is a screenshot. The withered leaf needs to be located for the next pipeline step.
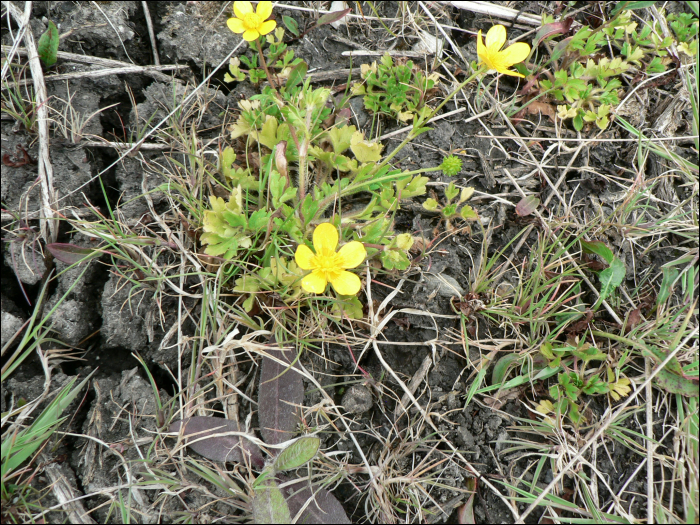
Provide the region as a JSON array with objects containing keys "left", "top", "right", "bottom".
[
  {"left": 279, "top": 476, "right": 351, "bottom": 524},
  {"left": 259, "top": 336, "right": 305, "bottom": 446},
  {"left": 169, "top": 416, "right": 263, "bottom": 467}
]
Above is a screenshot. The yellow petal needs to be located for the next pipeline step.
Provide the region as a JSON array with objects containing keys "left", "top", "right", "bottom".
[
  {"left": 476, "top": 29, "right": 486, "bottom": 62},
  {"left": 302, "top": 271, "right": 327, "bottom": 293},
  {"left": 498, "top": 67, "right": 525, "bottom": 78},
  {"left": 313, "top": 223, "right": 338, "bottom": 255},
  {"left": 295, "top": 244, "right": 316, "bottom": 270},
  {"left": 258, "top": 19, "right": 277, "bottom": 36},
  {"left": 242, "top": 29, "right": 260, "bottom": 41},
  {"left": 500, "top": 42, "right": 531, "bottom": 66},
  {"left": 337, "top": 241, "right": 366, "bottom": 269},
  {"left": 234, "top": 1, "right": 253, "bottom": 19},
  {"left": 485, "top": 25, "right": 506, "bottom": 51},
  {"left": 256, "top": 1, "right": 273, "bottom": 20},
  {"left": 330, "top": 271, "right": 361, "bottom": 295},
  {"left": 227, "top": 17, "right": 245, "bottom": 33}
]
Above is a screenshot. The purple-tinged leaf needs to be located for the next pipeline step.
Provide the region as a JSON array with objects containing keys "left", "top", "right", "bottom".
[
  {"left": 169, "top": 416, "right": 263, "bottom": 467},
  {"left": 457, "top": 477, "right": 477, "bottom": 524},
  {"left": 259, "top": 336, "right": 304, "bottom": 446},
  {"left": 316, "top": 8, "right": 351, "bottom": 28},
  {"left": 515, "top": 195, "right": 540, "bottom": 217},
  {"left": 533, "top": 18, "right": 573, "bottom": 48},
  {"left": 280, "top": 476, "right": 351, "bottom": 524},
  {"left": 46, "top": 243, "right": 96, "bottom": 265},
  {"left": 275, "top": 141, "right": 288, "bottom": 179}
]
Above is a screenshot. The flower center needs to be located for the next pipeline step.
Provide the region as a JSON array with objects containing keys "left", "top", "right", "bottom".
[
  {"left": 313, "top": 252, "right": 343, "bottom": 280},
  {"left": 242, "top": 12, "right": 262, "bottom": 30}
]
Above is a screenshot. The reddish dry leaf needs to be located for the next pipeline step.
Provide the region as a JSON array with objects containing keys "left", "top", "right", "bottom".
[
  {"left": 533, "top": 18, "right": 574, "bottom": 47},
  {"left": 625, "top": 307, "right": 642, "bottom": 333},
  {"left": 169, "top": 416, "right": 263, "bottom": 467},
  {"left": 514, "top": 100, "right": 557, "bottom": 123},
  {"left": 516, "top": 195, "right": 541, "bottom": 217},
  {"left": 566, "top": 309, "right": 595, "bottom": 335},
  {"left": 279, "top": 475, "right": 351, "bottom": 524},
  {"left": 2, "top": 144, "right": 36, "bottom": 167},
  {"left": 258, "top": 335, "right": 305, "bottom": 446},
  {"left": 46, "top": 243, "right": 96, "bottom": 265}
]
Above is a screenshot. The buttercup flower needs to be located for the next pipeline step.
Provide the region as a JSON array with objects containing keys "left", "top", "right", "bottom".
[
  {"left": 227, "top": 1, "right": 276, "bottom": 42},
  {"left": 477, "top": 25, "right": 531, "bottom": 78},
  {"left": 295, "top": 223, "right": 366, "bottom": 295}
]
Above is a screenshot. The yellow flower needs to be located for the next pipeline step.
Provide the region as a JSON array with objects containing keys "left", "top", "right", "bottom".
[
  {"left": 477, "top": 25, "right": 531, "bottom": 78},
  {"left": 227, "top": 1, "right": 276, "bottom": 42},
  {"left": 295, "top": 223, "right": 366, "bottom": 295}
]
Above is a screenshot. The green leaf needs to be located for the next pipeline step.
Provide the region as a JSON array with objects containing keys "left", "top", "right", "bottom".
[
  {"left": 282, "top": 15, "right": 299, "bottom": 36},
  {"left": 300, "top": 194, "right": 320, "bottom": 225},
  {"left": 273, "top": 436, "right": 320, "bottom": 472},
  {"left": 657, "top": 267, "right": 679, "bottom": 306},
  {"left": 443, "top": 204, "right": 458, "bottom": 217},
  {"left": 580, "top": 240, "right": 615, "bottom": 264},
  {"left": 397, "top": 175, "right": 428, "bottom": 198},
  {"left": 445, "top": 182, "right": 459, "bottom": 201},
  {"left": 350, "top": 131, "right": 383, "bottom": 163},
  {"left": 460, "top": 205, "right": 478, "bottom": 220},
  {"left": 249, "top": 210, "right": 272, "bottom": 231},
  {"left": 422, "top": 198, "right": 439, "bottom": 211},
  {"left": 380, "top": 249, "right": 411, "bottom": 271},
  {"left": 599, "top": 257, "right": 625, "bottom": 300},
  {"left": 269, "top": 171, "right": 297, "bottom": 208},
  {"left": 286, "top": 61, "right": 307, "bottom": 90},
  {"left": 252, "top": 473, "right": 292, "bottom": 524},
  {"left": 643, "top": 345, "right": 699, "bottom": 397},
  {"left": 37, "top": 20, "right": 59, "bottom": 67},
  {"left": 582, "top": 375, "right": 609, "bottom": 395},
  {"left": 331, "top": 295, "right": 364, "bottom": 319},
  {"left": 610, "top": 1, "right": 657, "bottom": 16},
  {"left": 573, "top": 113, "right": 584, "bottom": 131},
  {"left": 328, "top": 124, "right": 357, "bottom": 155},
  {"left": 491, "top": 353, "right": 522, "bottom": 386}
]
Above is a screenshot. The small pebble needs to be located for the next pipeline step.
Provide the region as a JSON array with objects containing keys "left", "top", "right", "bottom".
[{"left": 341, "top": 384, "right": 373, "bottom": 414}]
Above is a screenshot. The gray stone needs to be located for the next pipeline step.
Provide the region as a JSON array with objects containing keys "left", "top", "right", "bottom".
[{"left": 341, "top": 384, "right": 373, "bottom": 414}]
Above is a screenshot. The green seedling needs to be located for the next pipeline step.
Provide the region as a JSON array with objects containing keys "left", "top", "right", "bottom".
[
  {"left": 533, "top": 340, "right": 630, "bottom": 426},
  {"left": 422, "top": 182, "right": 478, "bottom": 227},
  {"left": 580, "top": 239, "right": 626, "bottom": 306},
  {"left": 531, "top": 9, "right": 698, "bottom": 130},
  {"left": 352, "top": 53, "right": 439, "bottom": 122}
]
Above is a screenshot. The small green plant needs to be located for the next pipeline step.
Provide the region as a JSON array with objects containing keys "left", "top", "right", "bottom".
[
  {"left": 580, "top": 239, "right": 626, "bottom": 306},
  {"left": 1, "top": 66, "right": 38, "bottom": 133},
  {"left": 532, "top": 8, "right": 698, "bottom": 130},
  {"left": 422, "top": 182, "right": 478, "bottom": 226},
  {"left": 352, "top": 53, "right": 439, "bottom": 122},
  {"left": 37, "top": 20, "right": 59, "bottom": 67},
  {"left": 534, "top": 340, "right": 631, "bottom": 425}
]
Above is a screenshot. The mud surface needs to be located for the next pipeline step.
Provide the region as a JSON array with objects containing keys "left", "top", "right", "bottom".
[{"left": 2, "top": 2, "right": 696, "bottom": 523}]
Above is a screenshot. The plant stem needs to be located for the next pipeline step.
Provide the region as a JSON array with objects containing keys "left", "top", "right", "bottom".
[{"left": 255, "top": 38, "right": 277, "bottom": 90}]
